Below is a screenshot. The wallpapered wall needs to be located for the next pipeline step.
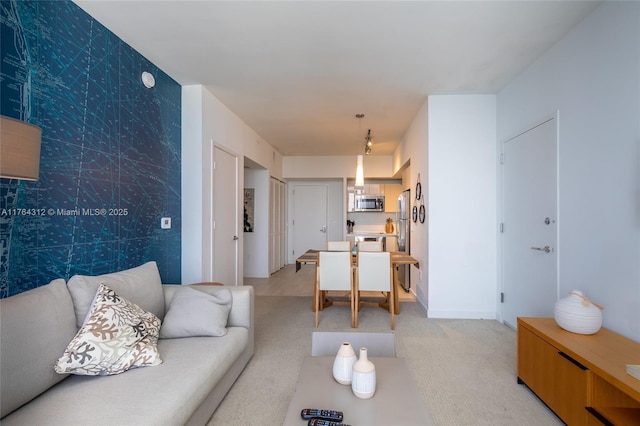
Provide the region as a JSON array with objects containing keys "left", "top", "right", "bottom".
[{"left": 0, "top": 0, "right": 182, "bottom": 297}]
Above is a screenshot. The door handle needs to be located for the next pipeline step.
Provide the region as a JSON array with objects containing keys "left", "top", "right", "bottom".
[
  {"left": 233, "top": 236, "right": 239, "bottom": 241},
  {"left": 530, "top": 245, "right": 552, "bottom": 253},
  {"left": 320, "top": 225, "right": 327, "bottom": 233}
]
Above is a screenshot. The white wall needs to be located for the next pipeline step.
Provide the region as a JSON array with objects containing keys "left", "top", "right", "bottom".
[
  {"left": 181, "top": 86, "right": 205, "bottom": 284},
  {"left": 283, "top": 155, "right": 394, "bottom": 179},
  {"left": 393, "top": 95, "right": 498, "bottom": 319},
  {"left": 182, "top": 85, "right": 283, "bottom": 284},
  {"left": 497, "top": 2, "right": 640, "bottom": 340},
  {"left": 427, "top": 95, "right": 498, "bottom": 319}
]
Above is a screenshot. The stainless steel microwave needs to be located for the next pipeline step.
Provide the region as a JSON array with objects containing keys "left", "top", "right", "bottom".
[{"left": 354, "top": 194, "right": 384, "bottom": 212}]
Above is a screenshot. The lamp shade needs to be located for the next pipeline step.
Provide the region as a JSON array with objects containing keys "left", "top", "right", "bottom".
[
  {"left": 355, "top": 155, "right": 364, "bottom": 188},
  {"left": 0, "top": 115, "right": 42, "bottom": 181}
]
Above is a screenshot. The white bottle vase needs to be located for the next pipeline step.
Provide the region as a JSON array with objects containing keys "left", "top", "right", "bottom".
[
  {"left": 351, "top": 347, "right": 376, "bottom": 399},
  {"left": 332, "top": 342, "right": 356, "bottom": 385},
  {"left": 554, "top": 290, "right": 603, "bottom": 335}
]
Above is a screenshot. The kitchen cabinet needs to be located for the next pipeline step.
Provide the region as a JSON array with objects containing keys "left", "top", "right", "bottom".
[
  {"left": 347, "top": 183, "right": 383, "bottom": 195},
  {"left": 364, "top": 183, "right": 383, "bottom": 195},
  {"left": 517, "top": 317, "right": 640, "bottom": 425},
  {"left": 383, "top": 184, "right": 402, "bottom": 213}
]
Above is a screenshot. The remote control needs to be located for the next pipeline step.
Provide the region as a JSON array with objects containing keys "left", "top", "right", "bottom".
[
  {"left": 308, "top": 419, "right": 349, "bottom": 426},
  {"left": 300, "top": 408, "right": 344, "bottom": 422}
]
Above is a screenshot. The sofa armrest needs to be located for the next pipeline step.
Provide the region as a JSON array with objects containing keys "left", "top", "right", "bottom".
[{"left": 221, "top": 286, "right": 254, "bottom": 329}]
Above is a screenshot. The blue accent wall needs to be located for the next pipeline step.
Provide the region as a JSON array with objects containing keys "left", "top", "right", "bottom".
[{"left": 1, "top": 0, "right": 182, "bottom": 297}]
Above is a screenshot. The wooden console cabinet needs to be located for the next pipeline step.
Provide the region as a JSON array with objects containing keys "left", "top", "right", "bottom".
[{"left": 517, "top": 317, "right": 640, "bottom": 425}]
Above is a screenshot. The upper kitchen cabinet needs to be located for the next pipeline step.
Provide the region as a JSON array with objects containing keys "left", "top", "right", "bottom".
[
  {"left": 347, "top": 183, "right": 383, "bottom": 195},
  {"left": 364, "top": 183, "right": 383, "bottom": 195}
]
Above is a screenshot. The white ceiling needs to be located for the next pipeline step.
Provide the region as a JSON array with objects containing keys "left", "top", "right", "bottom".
[{"left": 73, "top": 1, "right": 600, "bottom": 157}]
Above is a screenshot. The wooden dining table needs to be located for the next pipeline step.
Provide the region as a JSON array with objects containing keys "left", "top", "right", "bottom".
[{"left": 295, "top": 249, "right": 419, "bottom": 315}]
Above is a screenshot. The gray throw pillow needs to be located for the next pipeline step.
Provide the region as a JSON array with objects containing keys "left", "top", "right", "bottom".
[
  {"left": 67, "top": 262, "right": 165, "bottom": 328},
  {"left": 160, "top": 286, "right": 232, "bottom": 338}
]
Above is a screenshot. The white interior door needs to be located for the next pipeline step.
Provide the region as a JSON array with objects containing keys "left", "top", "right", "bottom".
[
  {"left": 502, "top": 116, "right": 558, "bottom": 328},
  {"left": 213, "top": 146, "right": 239, "bottom": 286},
  {"left": 291, "top": 184, "right": 328, "bottom": 260}
]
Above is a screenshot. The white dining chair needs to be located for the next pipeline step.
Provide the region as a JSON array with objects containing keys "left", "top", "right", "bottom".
[
  {"left": 355, "top": 251, "right": 394, "bottom": 329},
  {"left": 327, "top": 241, "right": 351, "bottom": 251},
  {"left": 357, "top": 241, "right": 383, "bottom": 252},
  {"left": 316, "top": 251, "right": 355, "bottom": 328}
]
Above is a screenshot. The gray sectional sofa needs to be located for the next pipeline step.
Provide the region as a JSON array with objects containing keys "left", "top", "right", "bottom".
[{"left": 0, "top": 262, "right": 254, "bottom": 425}]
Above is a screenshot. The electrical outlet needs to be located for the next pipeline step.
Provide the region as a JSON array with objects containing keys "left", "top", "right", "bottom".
[{"left": 161, "top": 217, "right": 171, "bottom": 229}]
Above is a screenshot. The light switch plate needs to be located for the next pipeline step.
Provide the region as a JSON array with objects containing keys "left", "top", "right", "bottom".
[{"left": 161, "top": 217, "right": 171, "bottom": 229}]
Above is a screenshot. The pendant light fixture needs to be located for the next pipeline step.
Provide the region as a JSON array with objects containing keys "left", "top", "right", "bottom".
[
  {"left": 355, "top": 154, "right": 364, "bottom": 188},
  {"left": 364, "top": 129, "right": 372, "bottom": 155},
  {"left": 355, "top": 114, "right": 365, "bottom": 188}
]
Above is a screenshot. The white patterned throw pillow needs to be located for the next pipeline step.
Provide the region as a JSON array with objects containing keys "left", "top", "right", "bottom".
[{"left": 55, "top": 283, "right": 162, "bottom": 375}]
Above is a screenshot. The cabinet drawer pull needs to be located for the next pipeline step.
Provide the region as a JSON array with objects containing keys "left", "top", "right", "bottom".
[{"left": 558, "top": 351, "right": 587, "bottom": 370}]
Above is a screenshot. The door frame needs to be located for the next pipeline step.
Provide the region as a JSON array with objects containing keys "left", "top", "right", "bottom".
[{"left": 498, "top": 111, "right": 560, "bottom": 326}]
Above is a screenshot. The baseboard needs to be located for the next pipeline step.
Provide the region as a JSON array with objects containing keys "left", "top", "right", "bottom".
[
  {"left": 415, "top": 297, "right": 428, "bottom": 315},
  {"left": 243, "top": 272, "right": 269, "bottom": 278},
  {"left": 426, "top": 309, "right": 497, "bottom": 320}
]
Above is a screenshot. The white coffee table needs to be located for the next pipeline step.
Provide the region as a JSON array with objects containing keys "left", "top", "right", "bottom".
[{"left": 283, "top": 356, "right": 434, "bottom": 425}]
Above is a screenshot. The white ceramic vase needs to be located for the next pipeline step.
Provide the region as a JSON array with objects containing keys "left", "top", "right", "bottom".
[
  {"left": 332, "top": 342, "right": 357, "bottom": 385},
  {"left": 554, "top": 290, "right": 603, "bottom": 335},
  {"left": 351, "top": 347, "right": 376, "bottom": 399}
]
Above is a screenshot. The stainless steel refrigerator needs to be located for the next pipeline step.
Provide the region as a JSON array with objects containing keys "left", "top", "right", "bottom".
[{"left": 396, "top": 189, "right": 411, "bottom": 292}]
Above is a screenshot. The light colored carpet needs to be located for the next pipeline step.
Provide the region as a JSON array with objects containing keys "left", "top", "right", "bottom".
[{"left": 208, "top": 295, "right": 562, "bottom": 426}]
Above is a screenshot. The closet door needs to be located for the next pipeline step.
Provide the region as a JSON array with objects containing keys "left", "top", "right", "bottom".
[
  {"left": 269, "top": 178, "right": 286, "bottom": 274},
  {"left": 279, "top": 181, "right": 286, "bottom": 269}
]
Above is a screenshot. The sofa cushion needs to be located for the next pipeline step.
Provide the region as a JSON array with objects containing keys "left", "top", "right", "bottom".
[
  {"left": 160, "top": 286, "right": 232, "bottom": 338},
  {"left": 0, "top": 279, "right": 78, "bottom": 418},
  {"left": 55, "top": 283, "right": 162, "bottom": 376},
  {"left": 67, "top": 261, "right": 165, "bottom": 328}
]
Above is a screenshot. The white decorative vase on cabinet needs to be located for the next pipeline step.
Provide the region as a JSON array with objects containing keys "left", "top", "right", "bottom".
[
  {"left": 554, "top": 290, "right": 603, "bottom": 335},
  {"left": 351, "top": 347, "right": 376, "bottom": 399},
  {"left": 332, "top": 342, "right": 356, "bottom": 385}
]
